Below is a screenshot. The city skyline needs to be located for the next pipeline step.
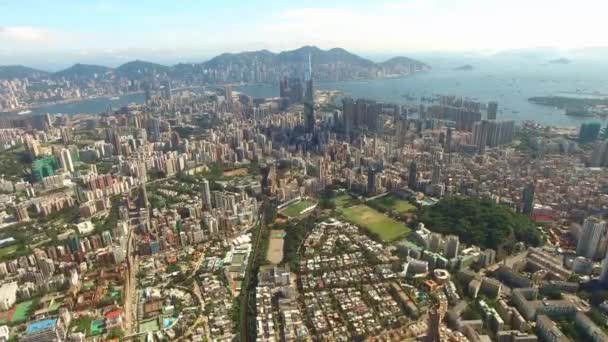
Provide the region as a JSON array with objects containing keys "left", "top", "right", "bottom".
[{"left": 2, "top": 0, "right": 608, "bottom": 68}]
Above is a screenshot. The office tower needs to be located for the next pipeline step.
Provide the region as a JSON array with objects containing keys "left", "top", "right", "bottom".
[
  {"left": 45, "top": 113, "right": 53, "bottom": 129},
  {"left": 342, "top": 97, "right": 355, "bottom": 139},
  {"left": 419, "top": 104, "right": 427, "bottom": 121},
  {"left": 149, "top": 117, "right": 161, "bottom": 143},
  {"left": 600, "top": 255, "right": 608, "bottom": 283},
  {"left": 431, "top": 162, "right": 442, "bottom": 185},
  {"left": 487, "top": 120, "right": 514, "bottom": 147},
  {"left": 15, "top": 205, "right": 29, "bottom": 222},
  {"left": 429, "top": 233, "right": 443, "bottom": 253},
  {"left": 138, "top": 183, "right": 149, "bottom": 209},
  {"left": 60, "top": 127, "right": 72, "bottom": 144},
  {"left": 426, "top": 306, "right": 442, "bottom": 342},
  {"left": 577, "top": 217, "right": 607, "bottom": 260},
  {"left": 101, "top": 230, "right": 112, "bottom": 246},
  {"left": 473, "top": 120, "right": 515, "bottom": 152},
  {"left": 60, "top": 148, "right": 74, "bottom": 173},
  {"left": 224, "top": 85, "right": 233, "bottom": 103},
  {"left": 579, "top": 122, "right": 601, "bottom": 144},
  {"left": 521, "top": 183, "right": 535, "bottom": 215},
  {"left": 445, "top": 127, "right": 453, "bottom": 152},
  {"left": 143, "top": 82, "right": 152, "bottom": 102},
  {"left": 161, "top": 80, "right": 172, "bottom": 101},
  {"left": 590, "top": 140, "right": 608, "bottom": 167},
  {"left": 105, "top": 128, "right": 122, "bottom": 156},
  {"left": 279, "top": 77, "right": 303, "bottom": 105},
  {"left": 303, "top": 53, "right": 315, "bottom": 134},
  {"left": 38, "top": 258, "right": 55, "bottom": 279},
  {"left": 444, "top": 235, "right": 460, "bottom": 259},
  {"left": 367, "top": 167, "right": 377, "bottom": 194},
  {"left": 201, "top": 178, "right": 212, "bottom": 209},
  {"left": 487, "top": 101, "right": 498, "bottom": 120},
  {"left": 472, "top": 120, "right": 489, "bottom": 153},
  {"left": 408, "top": 161, "right": 417, "bottom": 189},
  {"left": 395, "top": 117, "right": 407, "bottom": 147}
]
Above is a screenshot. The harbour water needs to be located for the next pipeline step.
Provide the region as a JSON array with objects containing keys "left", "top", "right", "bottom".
[
  {"left": 4, "top": 59, "right": 608, "bottom": 128},
  {"left": 236, "top": 60, "right": 608, "bottom": 127},
  {"left": 1, "top": 93, "right": 146, "bottom": 117}
]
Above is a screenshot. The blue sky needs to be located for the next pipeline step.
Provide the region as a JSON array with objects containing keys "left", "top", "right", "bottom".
[{"left": 1, "top": 0, "right": 607, "bottom": 69}]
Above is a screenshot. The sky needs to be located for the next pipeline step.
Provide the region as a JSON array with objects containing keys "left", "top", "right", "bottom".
[{"left": 1, "top": 0, "right": 607, "bottom": 69}]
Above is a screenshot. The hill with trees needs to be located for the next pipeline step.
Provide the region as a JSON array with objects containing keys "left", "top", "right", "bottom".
[{"left": 418, "top": 196, "right": 543, "bottom": 251}]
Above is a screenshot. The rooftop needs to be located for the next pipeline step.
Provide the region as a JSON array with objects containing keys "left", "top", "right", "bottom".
[{"left": 26, "top": 317, "right": 58, "bottom": 335}]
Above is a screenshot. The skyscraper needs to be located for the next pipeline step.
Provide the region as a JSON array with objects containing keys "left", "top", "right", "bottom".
[
  {"left": 487, "top": 101, "right": 498, "bottom": 120},
  {"left": 445, "top": 127, "right": 453, "bottom": 153},
  {"left": 472, "top": 120, "right": 489, "bottom": 153},
  {"left": 342, "top": 97, "right": 355, "bottom": 139},
  {"left": 201, "top": 178, "right": 212, "bottom": 209},
  {"left": 303, "top": 53, "right": 315, "bottom": 134},
  {"left": 161, "top": 80, "right": 172, "bottom": 101},
  {"left": 431, "top": 162, "right": 442, "bottom": 185},
  {"left": 577, "top": 217, "right": 607, "bottom": 260},
  {"left": 579, "top": 122, "right": 601, "bottom": 144},
  {"left": 60, "top": 148, "right": 74, "bottom": 173},
  {"left": 590, "top": 140, "right": 608, "bottom": 167},
  {"left": 106, "top": 128, "right": 122, "bottom": 156},
  {"left": 408, "top": 161, "right": 417, "bottom": 189},
  {"left": 472, "top": 120, "right": 515, "bottom": 152},
  {"left": 600, "top": 254, "right": 608, "bottom": 283},
  {"left": 224, "top": 85, "right": 233, "bottom": 103},
  {"left": 143, "top": 82, "right": 152, "bottom": 103},
  {"left": 367, "top": 167, "right": 377, "bottom": 195},
  {"left": 444, "top": 235, "right": 460, "bottom": 259},
  {"left": 521, "top": 183, "right": 535, "bottom": 215},
  {"left": 138, "top": 183, "right": 149, "bottom": 209}
]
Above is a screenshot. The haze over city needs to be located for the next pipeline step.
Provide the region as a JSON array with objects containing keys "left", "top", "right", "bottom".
[
  {"left": 2, "top": 0, "right": 608, "bottom": 68},
  {"left": 1, "top": 1, "right": 608, "bottom": 342}
]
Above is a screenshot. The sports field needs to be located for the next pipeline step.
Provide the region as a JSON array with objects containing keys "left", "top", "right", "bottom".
[
  {"left": 340, "top": 204, "right": 410, "bottom": 241},
  {"left": 0, "top": 244, "right": 21, "bottom": 259},
  {"left": 370, "top": 194, "right": 416, "bottom": 214},
  {"left": 266, "top": 230, "right": 285, "bottom": 265},
  {"left": 139, "top": 318, "right": 160, "bottom": 333},
  {"left": 334, "top": 194, "right": 359, "bottom": 209},
  {"left": 281, "top": 199, "right": 316, "bottom": 217},
  {"left": 11, "top": 300, "right": 34, "bottom": 324},
  {"left": 90, "top": 319, "right": 105, "bottom": 336}
]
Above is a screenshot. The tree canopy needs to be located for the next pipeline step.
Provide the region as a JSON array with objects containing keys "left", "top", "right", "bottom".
[{"left": 418, "top": 196, "right": 543, "bottom": 250}]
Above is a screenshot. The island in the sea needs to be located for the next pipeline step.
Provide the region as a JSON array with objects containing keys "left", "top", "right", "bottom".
[
  {"left": 549, "top": 58, "right": 572, "bottom": 64},
  {"left": 529, "top": 96, "right": 608, "bottom": 117},
  {"left": 453, "top": 64, "right": 474, "bottom": 71}
]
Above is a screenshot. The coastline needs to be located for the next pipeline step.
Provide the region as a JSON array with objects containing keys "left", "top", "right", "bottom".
[{"left": 2, "top": 91, "right": 145, "bottom": 115}]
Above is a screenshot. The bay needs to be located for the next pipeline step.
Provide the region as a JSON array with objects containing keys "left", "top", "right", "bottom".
[
  {"left": 4, "top": 59, "right": 608, "bottom": 128},
  {"left": 236, "top": 59, "right": 608, "bottom": 127}
]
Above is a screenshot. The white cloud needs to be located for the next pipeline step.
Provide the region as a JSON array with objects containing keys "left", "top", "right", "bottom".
[
  {"left": 261, "top": 1, "right": 608, "bottom": 53},
  {"left": 0, "top": 26, "right": 58, "bottom": 43}
]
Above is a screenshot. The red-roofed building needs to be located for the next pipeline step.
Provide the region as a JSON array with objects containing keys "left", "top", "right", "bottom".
[{"left": 105, "top": 309, "right": 124, "bottom": 329}]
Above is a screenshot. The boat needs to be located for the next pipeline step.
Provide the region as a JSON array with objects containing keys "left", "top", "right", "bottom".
[
  {"left": 109, "top": 96, "right": 120, "bottom": 100},
  {"left": 17, "top": 110, "right": 32, "bottom": 115}
]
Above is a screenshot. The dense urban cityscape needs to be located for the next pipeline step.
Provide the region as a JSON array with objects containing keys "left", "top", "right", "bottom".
[{"left": 0, "top": 44, "right": 605, "bottom": 342}]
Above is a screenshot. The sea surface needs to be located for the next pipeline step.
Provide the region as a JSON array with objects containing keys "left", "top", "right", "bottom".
[
  {"left": 1, "top": 93, "right": 146, "bottom": 117},
  {"left": 5, "top": 58, "right": 608, "bottom": 128},
  {"left": 236, "top": 59, "right": 608, "bottom": 127}
]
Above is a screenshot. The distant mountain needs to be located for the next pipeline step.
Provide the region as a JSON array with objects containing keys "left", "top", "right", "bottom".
[
  {"left": 0, "top": 65, "right": 49, "bottom": 79},
  {"left": 548, "top": 58, "right": 572, "bottom": 65},
  {"left": 53, "top": 63, "right": 113, "bottom": 81},
  {"left": 0, "top": 46, "right": 430, "bottom": 83},
  {"left": 115, "top": 60, "right": 170, "bottom": 79},
  {"left": 196, "top": 46, "right": 429, "bottom": 82},
  {"left": 454, "top": 64, "right": 474, "bottom": 71}
]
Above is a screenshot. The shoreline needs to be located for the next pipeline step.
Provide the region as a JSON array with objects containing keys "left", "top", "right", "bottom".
[{"left": 1, "top": 91, "right": 145, "bottom": 115}]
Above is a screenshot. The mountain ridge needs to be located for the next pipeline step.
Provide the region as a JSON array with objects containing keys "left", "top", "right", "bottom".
[{"left": 0, "top": 46, "right": 430, "bottom": 82}]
